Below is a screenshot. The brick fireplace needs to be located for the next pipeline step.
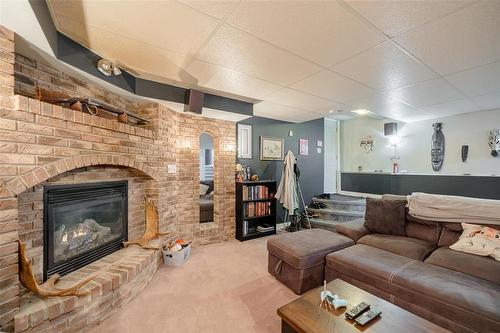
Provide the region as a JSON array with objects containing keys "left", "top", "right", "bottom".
[{"left": 0, "top": 25, "right": 236, "bottom": 332}]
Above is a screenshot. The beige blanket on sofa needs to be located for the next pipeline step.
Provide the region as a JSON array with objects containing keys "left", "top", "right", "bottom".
[{"left": 408, "top": 192, "right": 500, "bottom": 226}]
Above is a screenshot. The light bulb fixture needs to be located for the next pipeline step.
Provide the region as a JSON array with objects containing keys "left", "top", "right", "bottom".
[
  {"left": 97, "top": 59, "right": 122, "bottom": 76},
  {"left": 352, "top": 109, "right": 370, "bottom": 115},
  {"left": 388, "top": 135, "right": 401, "bottom": 146},
  {"left": 112, "top": 65, "right": 122, "bottom": 76}
]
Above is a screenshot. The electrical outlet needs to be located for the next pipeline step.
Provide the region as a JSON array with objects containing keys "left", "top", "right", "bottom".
[{"left": 167, "top": 164, "right": 176, "bottom": 173}]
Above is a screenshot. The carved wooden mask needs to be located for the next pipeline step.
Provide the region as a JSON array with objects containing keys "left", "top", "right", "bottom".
[
  {"left": 489, "top": 129, "right": 500, "bottom": 157},
  {"left": 431, "top": 123, "right": 444, "bottom": 171}
]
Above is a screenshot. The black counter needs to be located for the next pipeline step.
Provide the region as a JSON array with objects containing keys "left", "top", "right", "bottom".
[{"left": 341, "top": 172, "right": 500, "bottom": 200}]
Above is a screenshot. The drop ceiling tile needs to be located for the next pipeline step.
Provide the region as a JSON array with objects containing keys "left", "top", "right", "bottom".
[
  {"left": 54, "top": 18, "right": 195, "bottom": 83},
  {"left": 394, "top": 1, "right": 500, "bottom": 75},
  {"left": 263, "top": 88, "right": 335, "bottom": 113},
  {"left": 253, "top": 101, "right": 320, "bottom": 123},
  {"left": 349, "top": 93, "right": 420, "bottom": 120},
  {"left": 196, "top": 25, "right": 321, "bottom": 85},
  {"left": 387, "top": 78, "right": 463, "bottom": 108},
  {"left": 296, "top": 113, "right": 325, "bottom": 123},
  {"left": 226, "top": 1, "right": 386, "bottom": 67},
  {"left": 291, "top": 70, "right": 378, "bottom": 104},
  {"left": 179, "top": 0, "right": 241, "bottom": 20},
  {"left": 332, "top": 41, "right": 437, "bottom": 91},
  {"left": 421, "top": 99, "right": 481, "bottom": 117},
  {"left": 49, "top": 0, "right": 219, "bottom": 56},
  {"left": 253, "top": 101, "right": 304, "bottom": 117},
  {"left": 186, "top": 60, "right": 281, "bottom": 100},
  {"left": 472, "top": 92, "right": 500, "bottom": 111},
  {"left": 446, "top": 61, "right": 500, "bottom": 98},
  {"left": 346, "top": 0, "right": 476, "bottom": 38}
]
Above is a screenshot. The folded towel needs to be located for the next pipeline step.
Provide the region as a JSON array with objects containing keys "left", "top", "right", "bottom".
[{"left": 408, "top": 192, "right": 500, "bottom": 226}]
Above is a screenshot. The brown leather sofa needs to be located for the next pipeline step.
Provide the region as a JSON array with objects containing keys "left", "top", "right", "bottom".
[{"left": 325, "top": 207, "right": 500, "bottom": 333}]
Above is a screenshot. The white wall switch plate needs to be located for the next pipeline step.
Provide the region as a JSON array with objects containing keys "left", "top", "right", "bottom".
[
  {"left": 289, "top": 130, "right": 293, "bottom": 137},
  {"left": 167, "top": 164, "right": 177, "bottom": 173}
]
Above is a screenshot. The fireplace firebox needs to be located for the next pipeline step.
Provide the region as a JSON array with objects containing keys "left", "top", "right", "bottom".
[{"left": 43, "top": 181, "right": 128, "bottom": 280}]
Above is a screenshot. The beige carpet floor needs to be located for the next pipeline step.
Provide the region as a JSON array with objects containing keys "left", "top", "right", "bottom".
[{"left": 89, "top": 237, "right": 298, "bottom": 333}]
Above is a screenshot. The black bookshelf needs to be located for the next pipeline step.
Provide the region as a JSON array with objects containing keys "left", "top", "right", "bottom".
[{"left": 236, "top": 180, "right": 277, "bottom": 242}]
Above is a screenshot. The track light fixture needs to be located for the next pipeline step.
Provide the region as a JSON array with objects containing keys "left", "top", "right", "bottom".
[{"left": 97, "top": 59, "right": 122, "bottom": 76}]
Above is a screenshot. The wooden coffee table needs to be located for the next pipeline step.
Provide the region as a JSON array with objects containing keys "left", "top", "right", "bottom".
[{"left": 278, "top": 279, "right": 450, "bottom": 333}]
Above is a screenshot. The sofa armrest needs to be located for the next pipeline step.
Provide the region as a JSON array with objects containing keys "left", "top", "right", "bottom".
[{"left": 336, "top": 219, "right": 370, "bottom": 242}]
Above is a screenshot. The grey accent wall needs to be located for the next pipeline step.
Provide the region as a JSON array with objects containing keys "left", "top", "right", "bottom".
[{"left": 237, "top": 116, "right": 325, "bottom": 221}]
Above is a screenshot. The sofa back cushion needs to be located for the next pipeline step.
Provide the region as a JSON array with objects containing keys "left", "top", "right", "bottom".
[
  {"left": 364, "top": 197, "right": 406, "bottom": 236},
  {"left": 381, "top": 194, "right": 441, "bottom": 244},
  {"left": 439, "top": 222, "right": 500, "bottom": 247},
  {"left": 406, "top": 214, "right": 441, "bottom": 245},
  {"left": 438, "top": 222, "right": 462, "bottom": 247}
]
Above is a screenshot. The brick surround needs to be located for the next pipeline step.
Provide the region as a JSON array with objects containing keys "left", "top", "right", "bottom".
[
  {"left": 0, "top": 25, "right": 237, "bottom": 332},
  {"left": 18, "top": 166, "right": 150, "bottom": 287}
]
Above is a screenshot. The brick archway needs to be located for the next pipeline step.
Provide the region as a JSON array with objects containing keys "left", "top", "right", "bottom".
[{"left": 3, "top": 154, "right": 159, "bottom": 197}]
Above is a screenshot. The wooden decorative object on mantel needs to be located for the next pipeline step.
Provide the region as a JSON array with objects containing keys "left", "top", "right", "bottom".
[
  {"left": 124, "top": 197, "right": 170, "bottom": 250},
  {"left": 18, "top": 241, "right": 94, "bottom": 298},
  {"left": 34, "top": 86, "right": 150, "bottom": 125}
]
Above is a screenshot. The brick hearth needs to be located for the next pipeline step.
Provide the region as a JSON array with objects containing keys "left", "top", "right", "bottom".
[
  {"left": 0, "top": 25, "right": 236, "bottom": 332},
  {"left": 14, "top": 241, "right": 162, "bottom": 333}
]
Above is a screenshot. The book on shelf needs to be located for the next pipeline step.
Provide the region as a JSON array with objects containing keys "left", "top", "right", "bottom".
[
  {"left": 256, "top": 224, "right": 275, "bottom": 232},
  {"left": 244, "top": 201, "right": 271, "bottom": 218},
  {"left": 242, "top": 185, "right": 272, "bottom": 200},
  {"left": 243, "top": 220, "right": 248, "bottom": 236}
]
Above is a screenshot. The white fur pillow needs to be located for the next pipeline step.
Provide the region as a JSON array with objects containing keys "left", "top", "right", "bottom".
[{"left": 450, "top": 223, "right": 500, "bottom": 261}]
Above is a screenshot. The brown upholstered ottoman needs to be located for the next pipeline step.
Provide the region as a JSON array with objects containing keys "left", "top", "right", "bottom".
[{"left": 267, "top": 229, "right": 354, "bottom": 294}]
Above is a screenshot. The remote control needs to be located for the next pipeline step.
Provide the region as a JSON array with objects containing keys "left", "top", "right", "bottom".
[
  {"left": 355, "top": 308, "right": 382, "bottom": 326},
  {"left": 345, "top": 302, "right": 370, "bottom": 320}
]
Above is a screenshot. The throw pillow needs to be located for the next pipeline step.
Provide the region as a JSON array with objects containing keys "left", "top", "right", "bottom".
[
  {"left": 450, "top": 223, "right": 500, "bottom": 261},
  {"left": 200, "top": 183, "right": 209, "bottom": 196},
  {"left": 364, "top": 197, "right": 407, "bottom": 236}
]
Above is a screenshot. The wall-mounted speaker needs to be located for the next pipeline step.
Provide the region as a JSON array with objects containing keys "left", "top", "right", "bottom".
[
  {"left": 184, "top": 89, "right": 204, "bottom": 114},
  {"left": 384, "top": 122, "right": 398, "bottom": 136}
]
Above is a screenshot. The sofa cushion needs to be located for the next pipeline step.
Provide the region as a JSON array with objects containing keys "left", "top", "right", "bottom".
[
  {"left": 405, "top": 214, "right": 441, "bottom": 244},
  {"left": 357, "top": 234, "right": 436, "bottom": 261},
  {"left": 326, "top": 244, "right": 416, "bottom": 293},
  {"left": 425, "top": 247, "right": 500, "bottom": 284},
  {"left": 392, "top": 261, "right": 500, "bottom": 333},
  {"left": 335, "top": 218, "right": 370, "bottom": 242},
  {"left": 267, "top": 229, "right": 353, "bottom": 269},
  {"left": 364, "top": 197, "right": 407, "bottom": 236}
]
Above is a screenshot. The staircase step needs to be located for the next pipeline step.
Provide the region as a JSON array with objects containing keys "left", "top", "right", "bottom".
[
  {"left": 307, "top": 207, "right": 364, "bottom": 217},
  {"left": 312, "top": 194, "right": 366, "bottom": 212},
  {"left": 309, "top": 218, "right": 359, "bottom": 232},
  {"left": 313, "top": 197, "right": 366, "bottom": 206}
]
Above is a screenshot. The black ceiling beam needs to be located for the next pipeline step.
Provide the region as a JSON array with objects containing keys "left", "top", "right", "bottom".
[{"left": 55, "top": 32, "right": 253, "bottom": 116}]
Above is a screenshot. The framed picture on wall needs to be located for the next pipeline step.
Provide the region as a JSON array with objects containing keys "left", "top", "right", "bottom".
[
  {"left": 237, "top": 124, "right": 252, "bottom": 159},
  {"left": 260, "top": 136, "right": 284, "bottom": 160},
  {"left": 299, "top": 138, "right": 309, "bottom": 156}
]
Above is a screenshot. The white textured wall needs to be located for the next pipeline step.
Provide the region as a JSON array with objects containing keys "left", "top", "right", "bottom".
[{"left": 340, "top": 109, "right": 500, "bottom": 176}]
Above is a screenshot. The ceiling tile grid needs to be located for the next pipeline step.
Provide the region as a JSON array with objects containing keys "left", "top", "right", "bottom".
[
  {"left": 331, "top": 41, "right": 438, "bottom": 91},
  {"left": 46, "top": 0, "right": 500, "bottom": 123},
  {"left": 393, "top": 1, "right": 500, "bottom": 76}
]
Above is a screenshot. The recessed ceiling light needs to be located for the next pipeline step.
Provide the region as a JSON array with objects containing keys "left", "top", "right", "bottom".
[{"left": 352, "top": 109, "right": 370, "bottom": 115}]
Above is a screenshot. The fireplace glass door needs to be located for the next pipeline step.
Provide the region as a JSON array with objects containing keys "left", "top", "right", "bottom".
[{"left": 44, "top": 181, "right": 128, "bottom": 280}]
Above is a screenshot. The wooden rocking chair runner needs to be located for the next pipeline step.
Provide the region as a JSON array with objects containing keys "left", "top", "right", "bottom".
[
  {"left": 18, "top": 242, "right": 94, "bottom": 298},
  {"left": 124, "top": 197, "right": 170, "bottom": 250}
]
